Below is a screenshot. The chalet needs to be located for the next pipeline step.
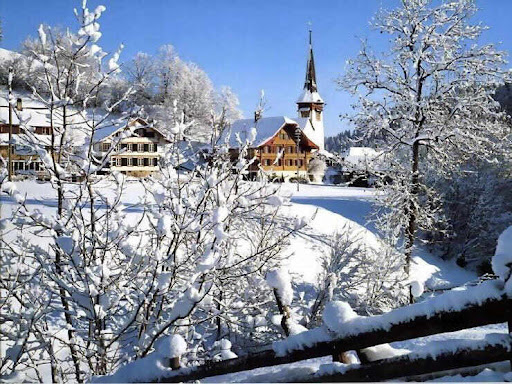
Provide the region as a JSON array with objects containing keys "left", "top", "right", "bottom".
[
  {"left": 226, "top": 116, "right": 319, "bottom": 180},
  {"left": 94, "top": 118, "right": 171, "bottom": 177},
  {"left": 226, "top": 31, "right": 327, "bottom": 181}
]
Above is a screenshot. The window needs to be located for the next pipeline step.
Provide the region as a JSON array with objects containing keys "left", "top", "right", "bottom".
[
  {"left": 152, "top": 158, "right": 158, "bottom": 166},
  {"left": 316, "top": 110, "right": 322, "bottom": 121},
  {"left": 301, "top": 111, "right": 310, "bottom": 118},
  {"left": 13, "top": 161, "right": 24, "bottom": 171},
  {"left": 102, "top": 143, "right": 109, "bottom": 152},
  {"left": 121, "top": 143, "right": 128, "bottom": 151},
  {"left": 131, "top": 158, "right": 138, "bottom": 166},
  {"left": 153, "top": 143, "right": 158, "bottom": 152},
  {"left": 278, "top": 159, "right": 282, "bottom": 167},
  {"left": 144, "top": 158, "right": 149, "bottom": 166},
  {"left": 143, "top": 143, "right": 149, "bottom": 152},
  {"left": 121, "top": 158, "right": 128, "bottom": 166}
]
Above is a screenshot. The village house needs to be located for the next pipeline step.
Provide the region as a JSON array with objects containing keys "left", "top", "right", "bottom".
[
  {"left": 0, "top": 95, "right": 84, "bottom": 178},
  {"left": 94, "top": 118, "right": 171, "bottom": 177},
  {"left": 226, "top": 116, "right": 319, "bottom": 180},
  {"left": 226, "top": 31, "right": 327, "bottom": 181}
]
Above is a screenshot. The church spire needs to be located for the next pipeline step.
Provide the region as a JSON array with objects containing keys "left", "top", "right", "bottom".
[
  {"left": 296, "top": 28, "right": 325, "bottom": 151},
  {"left": 304, "top": 29, "right": 318, "bottom": 93}
]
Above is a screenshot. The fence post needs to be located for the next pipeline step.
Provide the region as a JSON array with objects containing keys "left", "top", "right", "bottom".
[
  {"left": 332, "top": 345, "right": 368, "bottom": 365},
  {"left": 168, "top": 356, "right": 181, "bottom": 370}
]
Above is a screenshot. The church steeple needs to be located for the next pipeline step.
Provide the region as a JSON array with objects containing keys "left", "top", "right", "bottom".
[
  {"left": 304, "top": 30, "right": 318, "bottom": 93},
  {"left": 296, "top": 29, "right": 325, "bottom": 151}
]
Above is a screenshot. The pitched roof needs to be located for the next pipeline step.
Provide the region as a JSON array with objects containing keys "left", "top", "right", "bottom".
[
  {"left": 296, "top": 31, "right": 324, "bottom": 105},
  {"left": 304, "top": 30, "right": 318, "bottom": 93},
  {"left": 0, "top": 92, "right": 86, "bottom": 128},
  {"left": 296, "top": 89, "right": 324, "bottom": 104},
  {"left": 224, "top": 116, "right": 318, "bottom": 149},
  {"left": 94, "top": 117, "right": 172, "bottom": 143}
]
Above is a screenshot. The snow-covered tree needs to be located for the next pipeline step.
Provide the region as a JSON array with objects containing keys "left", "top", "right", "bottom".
[
  {"left": 0, "top": 1, "right": 134, "bottom": 381},
  {"left": 122, "top": 45, "right": 242, "bottom": 142},
  {"left": 0, "top": 5, "right": 296, "bottom": 381},
  {"left": 124, "top": 51, "right": 156, "bottom": 105},
  {"left": 340, "top": 0, "right": 511, "bottom": 285}
]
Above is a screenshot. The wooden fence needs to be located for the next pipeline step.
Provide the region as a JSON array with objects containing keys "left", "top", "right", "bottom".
[{"left": 152, "top": 293, "right": 512, "bottom": 383}]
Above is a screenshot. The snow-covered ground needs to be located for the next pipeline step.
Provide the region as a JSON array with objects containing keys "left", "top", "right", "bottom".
[
  {"left": 2, "top": 180, "right": 509, "bottom": 382},
  {"left": 281, "top": 183, "right": 477, "bottom": 291}
]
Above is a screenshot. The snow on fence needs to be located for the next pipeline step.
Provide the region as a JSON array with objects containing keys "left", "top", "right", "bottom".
[{"left": 97, "top": 279, "right": 511, "bottom": 383}]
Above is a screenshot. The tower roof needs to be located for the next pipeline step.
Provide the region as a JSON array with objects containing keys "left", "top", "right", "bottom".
[
  {"left": 297, "top": 30, "right": 323, "bottom": 104},
  {"left": 304, "top": 30, "right": 317, "bottom": 93}
]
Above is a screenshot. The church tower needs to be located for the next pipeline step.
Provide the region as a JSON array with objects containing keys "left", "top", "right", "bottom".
[{"left": 297, "top": 30, "right": 325, "bottom": 151}]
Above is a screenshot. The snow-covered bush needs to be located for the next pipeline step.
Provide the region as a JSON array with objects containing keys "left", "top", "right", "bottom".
[
  {"left": 307, "top": 158, "right": 326, "bottom": 183},
  {"left": 310, "top": 227, "right": 406, "bottom": 322}
]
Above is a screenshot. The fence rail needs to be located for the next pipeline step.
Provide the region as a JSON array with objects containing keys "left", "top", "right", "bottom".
[{"left": 153, "top": 294, "right": 512, "bottom": 383}]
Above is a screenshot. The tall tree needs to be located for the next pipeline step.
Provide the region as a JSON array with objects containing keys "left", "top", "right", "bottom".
[{"left": 340, "top": 0, "right": 511, "bottom": 289}]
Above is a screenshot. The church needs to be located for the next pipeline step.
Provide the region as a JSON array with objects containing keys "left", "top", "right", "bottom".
[{"left": 226, "top": 31, "right": 326, "bottom": 181}]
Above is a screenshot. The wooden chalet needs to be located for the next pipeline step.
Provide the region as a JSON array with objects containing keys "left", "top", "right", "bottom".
[{"left": 225, "top": 116, "right": 319, "bottom": 180}]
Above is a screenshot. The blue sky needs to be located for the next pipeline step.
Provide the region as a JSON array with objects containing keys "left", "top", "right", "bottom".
[{"left": 1, "top": 0, "right": 511, "bottom": 136}]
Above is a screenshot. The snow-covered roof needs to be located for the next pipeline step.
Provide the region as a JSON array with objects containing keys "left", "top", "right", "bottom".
[
  {"left": 296, "top": 89, "right": 324, "bottom": 104},
  {"left": 94, "top": 117, "right": 172, "bottom": 143},
  {"left": 317, "top": 149, "right": 335, "bottom": 158},
  {"left": 343, "top": 147, "right": 382, "bottom": 170},
  {"left": 0, "top": 92, "right": 90, "bottom": 130},
  {"left": 224, "top": 116, "right": 317, "bottom": 148}
]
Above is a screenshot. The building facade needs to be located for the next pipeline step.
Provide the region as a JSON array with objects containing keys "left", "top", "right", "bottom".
[
  {"left": 95, "top": 118, "right": 171, "bottom": 177},
  {"left": 227, "top": 116, "right": 319, "bottom": 180}
]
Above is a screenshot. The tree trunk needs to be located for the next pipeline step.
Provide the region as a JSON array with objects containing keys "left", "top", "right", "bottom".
[{"left": 405, "top": 140, "right": 420, "bottom": 303}]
